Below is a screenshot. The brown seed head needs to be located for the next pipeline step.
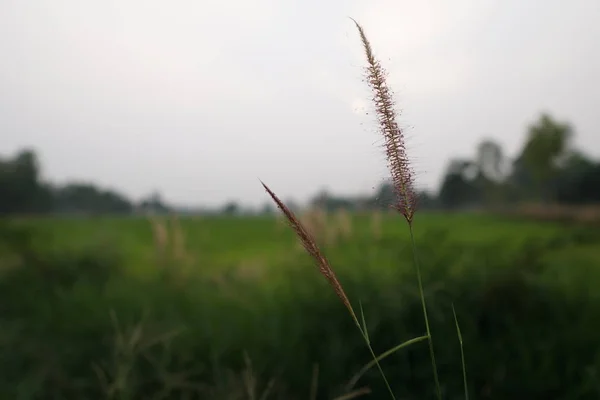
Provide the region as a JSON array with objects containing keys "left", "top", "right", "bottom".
[
  {"left": 351, "top": 18, "right": 417, "bottom": 224},
  {"left": 260, "top": 181, "right": 358, "bottom": 326}
]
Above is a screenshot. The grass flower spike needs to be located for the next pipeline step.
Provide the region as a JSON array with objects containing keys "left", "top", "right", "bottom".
[
  {"left": 260, "top": 181, "right": 359, "bottom": 326},
  {"left": 350, "top": 18, "right": 417, "bottom": 225},
  {"left": 352, "top": 19, "right": 442, "bottom": 398}
]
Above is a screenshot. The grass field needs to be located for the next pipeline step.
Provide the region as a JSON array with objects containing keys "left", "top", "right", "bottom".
[{"left": 2, "top": 212, "right": 600, "bottom": 399}]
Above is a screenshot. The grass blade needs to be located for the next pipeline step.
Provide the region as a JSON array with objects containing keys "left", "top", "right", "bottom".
[
  {"left": 452, "top": 303, "right": 469, "bottom": 400},
  {"left": 359, "top": 300, "right": 369, "bottom": 344},
  {"left": 309, "top": 363, "right": 319, "bottom": 400},
  {"left": 344, "top": 335, "right": 428, "bottom": 392},
  {"left": 333, "top": 387, "right": 372, "bottom": 400}
]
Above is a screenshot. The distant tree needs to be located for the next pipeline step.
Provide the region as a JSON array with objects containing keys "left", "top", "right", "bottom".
[
  {"left": 518, "top": 113, "right": 573, "bottom": 201},
  {"left": 476, "top": 139, "right": 506, "bottom": 182},
  {"left": 416, "top": 190, "right": 438, "bottom": 209},
  {"left": 311, "top": 189, "right": 330, "bottom": 210},
  {"left": 0, "top": 149, "right": 53, "bottom": 214},
  {"left": 474, "top": 139, "right": 509, "bottom": 206},
  {"left": 0, "top": 148, "right": 135, "bottom": 215},
  {"left": 438, "top": 159, "right": 480, "bottom": 209},
  {"left": 310, "top": 189, "right": 355, "bottom": 211},
  {"left": 371, "top": 182, "right": 395, "bottom": 210},
  {"left": 261, "top": 202, "right": 275, "bottom": 215},
  {"left": 53, "top": 183, "right": 132, "bottom": 214},
  {"left": 554, "top": 151, "right": 600, "bottom": 204},
  {"left": 138, "top": 191, "right": 170, "bottom": 214},
  {"left": 222, "top": 201, "right": 239, "bottom": 215},
  {"left": 506, "top": 156, "right": 534, "bottom": 203}
]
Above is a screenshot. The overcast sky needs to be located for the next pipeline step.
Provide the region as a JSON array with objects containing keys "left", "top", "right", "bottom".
[{"left": 1, "top": 0, "right": 599, "bottom": 208}]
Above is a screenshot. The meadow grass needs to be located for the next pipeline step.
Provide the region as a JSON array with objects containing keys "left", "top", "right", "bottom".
[{"left": 2, "top": 214, "right": 600, "bottom": 398}]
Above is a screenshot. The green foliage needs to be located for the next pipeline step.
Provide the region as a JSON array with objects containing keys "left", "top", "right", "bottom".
[
  {"left": 520, "top": 113, "right": 572, "bottom": 189},
  {"left": 0, "top": 149, "right": 52, "bottom": 214},
  {"left": 555, "top": 151, "right": 600, "bottom": 204},
  {"left": 0, "top": 149, "right": 175, "bottom": 216},
  {"left": 53, "top": 183, "right": 133, "bottom": 214},
  {"left": 1, "top": 215, "right": 600, "bottom": 398},
  {"left": 439, "top": 162, "right": 478, "bottom": 209},
  {"left": 438, "top": 112, "right": 600, "bottom": 209}
]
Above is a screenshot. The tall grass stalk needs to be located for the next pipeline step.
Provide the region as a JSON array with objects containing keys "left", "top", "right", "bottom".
[
  {"left": 409, "top": 224, "right": 441, "bottom": 398},
  {"left": 260, "top": 18, "right": 444, "bottom": 399},
  {"left": 352, "top": 18, "right": 442, "bottom": 398},
  {"left": 453, "top": 304, "right": 469, "bottom": 400},
  {"left": 260, "top": 182, "right": 400, "bottom": 399}
]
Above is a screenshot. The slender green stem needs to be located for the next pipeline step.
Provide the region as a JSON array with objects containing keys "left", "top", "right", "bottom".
[
  {"left": 345, "top": 335, "right": 427, "bottom": 392},
  {"left": 408, "top": 223, "right": 441, "bottom": 399},
  {"left": 355, "top": 322, "right": 397, "bottom": 400},
  {"left": 452, "top": 304, "right": 469, "bottom": 400}
]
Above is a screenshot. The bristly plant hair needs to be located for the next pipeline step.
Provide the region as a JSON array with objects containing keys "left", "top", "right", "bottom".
[
  {"left": 260, "top": 181, "right": 401, "bottom": 399},
  {"left": 351, "top": 19, "right": 442, "bottom": 399},
  {"left": 350, "top": 18, "right": 417, "bottom": 225},
  {"left": 260, "top": 180, "right": 359, "bottom": 327}
]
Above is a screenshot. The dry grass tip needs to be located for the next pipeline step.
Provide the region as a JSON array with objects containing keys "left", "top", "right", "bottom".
[{"left": 260, "top": 181, "right": 358, "bottom": 326}]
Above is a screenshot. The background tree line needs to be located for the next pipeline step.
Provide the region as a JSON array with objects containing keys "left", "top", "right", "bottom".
[
  {"left": 2, "top": 112, "right": 599, "bottom": 216},
  {"left": 0, "top": 150, "right": 170, "bottom": 216},
  {"left": 306, "top": 112, "right": 600, "bottom": 212},
  {"left": 436, "top": 113, "right": 600, "bottom": 210}
]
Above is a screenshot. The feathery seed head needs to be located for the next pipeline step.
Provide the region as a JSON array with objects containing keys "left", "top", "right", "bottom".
[
  {"left": 351, "top": 18, "right": 417, "bottom": 224},
  {"left": 261, "top": 181, "right": 359, "bottom": 326}
]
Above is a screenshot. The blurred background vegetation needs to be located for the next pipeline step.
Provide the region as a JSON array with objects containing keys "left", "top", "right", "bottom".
[
  {"left": 2, "top": 112, "right": 600, "bottom": 399},
  {"left": 2, "top": 113, "right": 599, "bottom": 217}
]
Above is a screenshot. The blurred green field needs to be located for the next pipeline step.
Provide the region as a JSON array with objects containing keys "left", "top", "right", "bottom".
[
  {"left": 2, "top": 212, "right": 600, "bottom": 399},
  {"left": 15, "top": 212, "right": 599, "bottom": 271}
]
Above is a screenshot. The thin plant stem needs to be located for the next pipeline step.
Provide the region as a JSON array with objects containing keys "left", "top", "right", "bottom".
[
  {"left": 452, "top": 304, "right": 469, "bottom": 400},
  {"left": 408, "top": 222, "right": 441, "bottom": 399},
  {"left": 345, "top": 335, "right": 428, "bottom": 392},
  {"left": 355, "top": 322, "right": 397, "bottom": 400}
]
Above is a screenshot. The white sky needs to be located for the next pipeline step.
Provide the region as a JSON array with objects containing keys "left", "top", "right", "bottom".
[{"left": 1, "top": 0, "right": 599, "bottom": 208}]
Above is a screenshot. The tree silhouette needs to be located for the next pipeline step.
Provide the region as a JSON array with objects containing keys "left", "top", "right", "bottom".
[{"left": 519, "top": 113, "right": 573, "bottom": 201}]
